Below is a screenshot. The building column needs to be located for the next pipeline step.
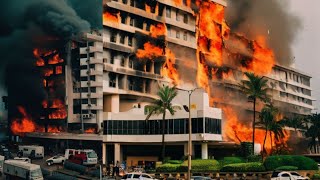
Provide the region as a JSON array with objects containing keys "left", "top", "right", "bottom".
[
  {"left": 102, "top": 143, "right": 107, "bottom": 165},
  {"left": 201, "top": 143, "right": 208, "bottom": 159},
  {"left": 184, "top": 143, "right": 195, "bottom": 157},
  {"left": 114, "top": 143, "right": 121, "bottom": 163}
]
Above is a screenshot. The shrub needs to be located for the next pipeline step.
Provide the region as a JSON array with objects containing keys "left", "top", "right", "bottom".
[
  {"left": 166, "top": 160, "right": 183, "bottom": 164},
  {"left": 264, "top": 155, "right": 318, "bottom": 170},
  {"left": 275, "top": 166, "right": 298, "bottom": 171},
  {"left": 220, "top": 162, "right": 266, "bottom": 172},
  {"left": 182, "top": 159, "right": 220, "bottom": 172},
  {"left": 220, "top": 157, "right": 245, "bottom": 166},
  {"left": 156, "top": 164, "right": 180, "bottom": 172},
  {"left": 239, "top": 142, "right": 253, "bottom": 157},
  {"left": 313, "top": 173, "right": 320, "bottom": 179},
  {"left": 246, "top": 155, "right": 262, "bottom": 162}
]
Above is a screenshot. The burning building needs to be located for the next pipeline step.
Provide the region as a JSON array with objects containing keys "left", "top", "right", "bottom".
[{"left": 7, "top": 0, "right": 314, "bottom": 166}]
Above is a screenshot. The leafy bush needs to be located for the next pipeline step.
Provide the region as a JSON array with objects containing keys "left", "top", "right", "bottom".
[
  {"left": 313, "top": 173, "right": 320, "bottom": 179},
  {"left": 246, "top": 155, "right": 262, "bottom": 162},
  {"left": 275, "top": 166, "right": 298, "bottom": 171},
  {"left": 239, "top": 142, "right": 253, "bottom": 157},
  {"left": 166, "top": 160, "right": 183, "bottom": 164},
  {"left": 156, "top": 164, "right": 180, "bottom": 172},
  {"left": 220, "top": 157, "right": 245, "bottom": 166},
  {"left": 220, "top": 162, "right": 266, "bottom": 172},
  {"left": 264, "top": 155, "right": 318, "bottom": 170},
  {"left": 182, "top": 159, "right": 220, "bottom": 172}
]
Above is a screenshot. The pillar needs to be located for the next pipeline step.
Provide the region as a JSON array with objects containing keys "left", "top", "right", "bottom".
[
  {"left": 114, "top": 143, "right": 121, "bottom": 163},
  {"left": 102, "top": 143, "right": 107, "bottom": 165},
  {"left": 201, "top": 143, "right": 208, "bottom": 159},
  {"left": 184, "top": 143, "right": 195, "bottom": 157}
]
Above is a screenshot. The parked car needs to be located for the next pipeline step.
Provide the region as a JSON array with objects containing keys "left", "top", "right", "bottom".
[
  {"left": 121, "top": 173, "right": 157, "bottom": 180},
  {"left": 271, "top": 171, "right": 310, "bottom": 180},
  {"left": 191, "top": 176, "right": 211, "bottom": 180},
  {"left": 46, "top": 155, "right": 66, "bottom": 166},
  {"left": 0, "top": 148, "right": 13, "bottom": 160},
  {"left": 13, "top": 157, "right": 31, "bottom": 163}
]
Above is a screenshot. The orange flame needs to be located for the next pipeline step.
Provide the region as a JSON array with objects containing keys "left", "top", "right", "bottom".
[
  {"left": 222, "top": 106, "right": 289, "bottom": 153},
  {"left": 244, "top": 36, "right": 275, "bottom": 75},
  {"left": 33, "top": 49, "right": 45, "bottom": 66},
  {"left": 48, "top": 54, "right": 64, "bottom": 65},
  {"left": 150, "top": 24, "right": 166, "bottom": 38},
  {"left": 48, "top": 126, "right": 61, "bottom": 133},
  {"left": 145, "top": 4, "right": 151, "bottom": 13},
  {"left": 136, "top": 42, "right": 163, "bottom": 59},
  {"left": 162, "top": 49, "right": 179, "bottom": 85},
  {"left": 44, "top": 68, "right": 54, "bottom": 77},
  {"left": 103, "top": 11, "right": 120, "bottom": 25},
  {"left": 56, "top": 66, "right": 63, "bottom": 74},
  {"left": 11, "top": 106, "right": 36, "bottom": 135},
  {"left": 85, "top": 128, "right": 96, "bottom": 134}
]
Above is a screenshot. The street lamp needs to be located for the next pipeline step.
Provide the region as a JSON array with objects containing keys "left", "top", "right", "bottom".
[{"left": 176, "top": 87, "right": 200, "bottom": 180}]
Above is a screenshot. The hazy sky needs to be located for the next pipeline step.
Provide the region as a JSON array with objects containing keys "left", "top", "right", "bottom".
[{"left": 289, "top": 1, "right": 320, "bottom": 112}]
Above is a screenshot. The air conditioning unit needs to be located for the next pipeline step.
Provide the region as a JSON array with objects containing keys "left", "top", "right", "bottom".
[
  {"left": 89, "top": 113, "right": 96, "bottom": 118},
  {"left": 87, "top": 93, "right": 91, "bottom": 97},
  {"left": 88, "top": 104, "right": 92, "bottom": 107},
  {"left": 87, "top": 81, "right": 91, "bottom": 85}
]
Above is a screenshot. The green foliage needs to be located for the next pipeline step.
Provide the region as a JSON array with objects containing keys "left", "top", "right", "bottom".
[
  {"left": 181, "top": 159, "right": 220, "bottom": 172},
  {"left": 166, "top": 160, "right": 183, "bottom": 164},
  {"left": 313, "top": 173, "right": 320, "bottom": 179},
  {"left": 220, "top": 162, "right": 266, "bottom": 172},
  {"left": 220, "top": 157, "right": 245, "bottom": 166},
  {"left": 275, "top": 166, "right": 298, "bottom": 171},
  {"left": 156, "top": 164, "right": 180, "bottom": 172},
  {"left": 264, "top": 155, "right": 318, "bottom": 170},
  {"left": 239, "top": 142, "right": 253, "bottom": 157},
  {"left": 246, "top": 155, "right": 262, "bottom": 162}
]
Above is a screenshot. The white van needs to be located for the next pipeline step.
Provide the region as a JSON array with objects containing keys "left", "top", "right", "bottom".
[
  {"left": 18, "top": 145, "right": 44, "bottom": 159},
  {"left": 4, "top": 160, "right": 43, "bottom": 180},
  {"left": 14, "top": 157, "right": 32, "bottom": 163}
]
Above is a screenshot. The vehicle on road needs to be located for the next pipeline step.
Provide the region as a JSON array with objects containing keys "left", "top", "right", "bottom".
[
  {"left": 4, "top": 160, "right": 43, "bottom": 180},
  {"left": 0, "top": 148, "right": 13, "bottom": 160},
  {"left": 18, "top": 145, "right": 44, "bottom": 159},
  {"left": 14, "top": 157, "right": 32, "bottom": 163},
  {"left": 0, "top": 155, "right": 4, "bottom": 176},
  {"left": 65, "top": 149, "right": 98, "bottom": 165},
  {"left": 121, "top": 173, "right": 157, "bottom": 180},
  {"left": 191, "top": 176, "right": 212, "bottom": 180},
  {"left": 46, "top": 155, "right": 66, "bottom": 166},
  {"left": 271, "top": 171, "right": 310, "bottom": 180}
]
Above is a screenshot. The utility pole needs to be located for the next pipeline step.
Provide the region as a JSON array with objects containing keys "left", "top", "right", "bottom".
[{"left": 176, "top": 87, "right": 200, "bottom": 180}]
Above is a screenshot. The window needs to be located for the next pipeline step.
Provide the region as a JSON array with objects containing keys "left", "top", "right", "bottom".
[
  {"left": 121, "top": 15, "right": 126, "bottom": 24},
  {"left": 167, "top": 25, "right": 171, "bottom": 36},
  {"left": 90, "top": 87, "right": 96, "bottom": 93},
  {"left": 129, "top": 59, "right": 134, "bottom": 68},
  {"left": 120, "top": 34, "right": 125, "bottom": 44},
  {"left": 176, "top": 31, "right": 180, "bottom": 39},
  {"left": 120, "top": 56, "right": 125, "bottom": 66},
  {"left": 128, "top": 36, "right": 133, "bottom": 46},
  {"left": 109, "top": 73, "right": 116, "bottom": 87},
  {"left": 183, "top": 32, "right": 187, "bottom": 41},
  {"left": 166, "top": 7, "right": 171, "bottom": 18},
  {"left": 183, "top": 0, "right": 187, "bottom": 5},
  {"left": 91, "top": 99, "right": 97, "bottom": 105},
  {"left": 129, "top": 18, "right": 134, "bottom": 26},
  {"left": 122, "top": 0, "right": 127, "bottom": 4},
  {"left": 111, "top": 33, "right": 117, "bottom": 43},
  {"left": 130, "top": 0, "right": 134, "bottom": 6},
  {"left": 176, "top": 10, "right": 180, "bottom": 21},
  {"left": 183, "top": 14, "right": 188, "bottom": 23}
]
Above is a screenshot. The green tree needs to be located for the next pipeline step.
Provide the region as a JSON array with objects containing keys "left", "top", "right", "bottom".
[
  {"left": 145, "top": 85, "right": 180, "bottom": 161},
  {"left": 258, "top": 104, "right": 278, "bottom": 155},
  {"left": 269, "top": 118, "right": 286, "bottom": 153},
  {"left": 282, "top": 115, "right": 306, "bottom": 131},
  {"left": 305, "top": 114, "right": 320, "bottom": 153},
  {"left": 240, "top": 72, "right": 269, "bottom": 154}
]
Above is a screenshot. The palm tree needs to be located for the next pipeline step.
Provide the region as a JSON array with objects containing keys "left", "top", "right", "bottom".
[
  {"left": 282, "top": 115, "right": 306, "bottom": 131},
  {"left": 269, "top": 118, "right": 286, "bottom": 152},
  {"left": 258, "top": 104, "right": 278, "bottom": 155},
  {"left": 305, "top": 114, "right": 320, "bottom": 153},
  {"left": 145, "top": 85, "right": 180, "bottom": 161},
  {"left": 240, "top": 72, "right": 269, "bottom": 154}
]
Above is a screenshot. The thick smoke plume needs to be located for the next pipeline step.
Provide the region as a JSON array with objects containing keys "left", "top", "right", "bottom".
[
  {"left": 225, "top": 0, "right": 302, "bottom": 65},
  {"left": 0, "top": 0, "right": 93, "bottom": 116}
]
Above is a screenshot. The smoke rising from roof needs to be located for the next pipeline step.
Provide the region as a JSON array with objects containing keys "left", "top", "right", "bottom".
[
  {"left": 225, "top": 0, "right": 302, "bottom": 65},
  {"left": 0, "top": 0, "right": 92, "bottom": 112}
]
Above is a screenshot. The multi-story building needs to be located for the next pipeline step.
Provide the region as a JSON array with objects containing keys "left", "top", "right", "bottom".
[{"left": 22, "top": 0, "right": 314, "bottom": 167}]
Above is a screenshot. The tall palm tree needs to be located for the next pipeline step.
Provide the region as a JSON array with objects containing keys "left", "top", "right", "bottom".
[
  {"left": 269, "top": 118, "right": 286, "bottom": 152},
  {"left": 305, "top": 114, "right": 320, "bottom": 153},
  {"left": 282, "top": 115, "right": 306, "bottom": 131},
  {"left": 258, "top": 104, "right": 278, "bottom": 155},
  {"left": 241, "top": 72, "right": 269, "bottom": 154},
  {"left": 145, "top": 85, "right": 180, "bottom": 161}
]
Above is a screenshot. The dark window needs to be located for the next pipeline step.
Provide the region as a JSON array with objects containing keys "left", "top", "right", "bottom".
[
  {"left": 176, "top": 10, "right": 180, "bottom": 21},
  {"left": 130, "top": 18, "right": 134, "bottom": 26},
  {"left": 183, "top": 32, "right": 187, "bottom": 41},
  {"left": 122, "top": 0, "right": 127, "bottom": 4},
  {"left": 183, "top": 14, "right": 188, "bottom": 23},
  {"left": 120, "top": 34, "right": 125, "bottom": 44},
  {"left": 90, "top": 76, "right": 96, "bottom": 81},
  {"left": 166, "top": 7, "right": 171, "bottom": 18},
  {"left": 109, "top": 73, "right": 117, "bottom": 87},
  {"left": 90, "top": 87, "right": 96, "bottom": 93},
  {"left": 91, "top": 99, "right": 97, "bottom": 105},
  {"left": 176, "top": 31, "right": 180, "bottom": 39},
  {"left": 111, "top": 33, "right": 117, "bottom": 42},
  {"left": 130, "top": 0, "right": 134, "bottom": 7},
  {"left": 128, "top": 36, "right": 133, "bottom": 46}
]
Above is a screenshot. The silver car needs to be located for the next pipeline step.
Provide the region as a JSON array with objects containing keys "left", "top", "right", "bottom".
[{"left": 121, "top": 173, "right": 158, "bottom": 180}]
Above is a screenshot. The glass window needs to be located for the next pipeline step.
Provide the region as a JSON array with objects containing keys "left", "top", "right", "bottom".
[
  {"left": 166, "top": 7, "right": 171, "bottom": 18},
  {"left": 183, "top": 32, "right": 187, "bottom": 41},
  {"left": 183, "top": 14, "right": 188, "bottom": 23},
  {"left": 130, "top": 18, "right": 134, "bottom": 26},
  {"left": 120, "top": 34, "right": 125, "bottom": 44},
  {"left": 176, "top": 31, "right": 180, "bottom": 39},
  {"left": 128, "top": 36, "right": 133, "bottom": 46},
  {"left": 111, "top": 33, "right": 117, "bottom": 43},
  {"left": 176, "top": 10, "right": 180, "bottom": 21},
  {"left": 130, "top": 0, "right": 134, "bottom": 6}
]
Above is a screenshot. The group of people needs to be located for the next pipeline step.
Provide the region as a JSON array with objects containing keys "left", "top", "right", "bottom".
[{"left": 111, "top": 161, "right": 121, "bottom": 177}]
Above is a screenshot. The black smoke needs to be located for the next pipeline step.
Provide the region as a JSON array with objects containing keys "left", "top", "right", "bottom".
[
  {"left": 225, "top": 0, "right": 302, "bottom": 65},
  {"left": 0, "top": 0, "right": 95, "bottom": 117}
]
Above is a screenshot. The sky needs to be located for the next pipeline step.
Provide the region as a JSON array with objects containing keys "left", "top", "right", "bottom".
[{"left": 289, "top": 1, "right": 320, "bottom": 112}]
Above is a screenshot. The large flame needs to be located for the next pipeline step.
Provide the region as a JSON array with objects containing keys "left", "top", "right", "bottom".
[
  {"left": 222, "top": 106, "right": 289, "bottom": 153},
  {"left": 136, "top": 42, "right": 163, "bottom": 59},
  {"left": 150, "top": 24, "right": 166, "bottom": 38},
  {"left": 103, "top": 11, "right": 119, "bottom": 25},
  {"left": 49, "top": 99, "right": 67, "bottom": 119},
  {"left": 11, "top": 106, "right": 36, "bottom": 135}
]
